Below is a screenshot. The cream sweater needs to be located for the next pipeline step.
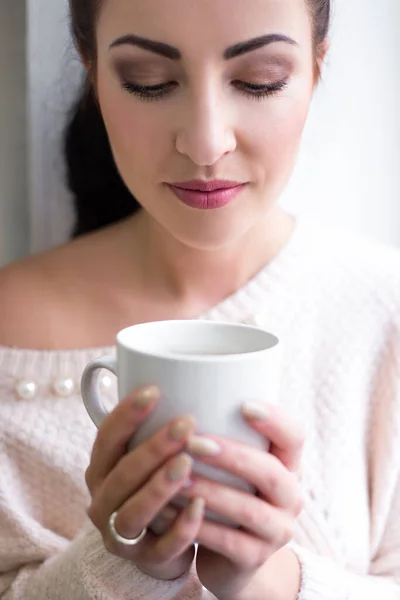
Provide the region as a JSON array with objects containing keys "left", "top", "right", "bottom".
[{"left": 0, "top": 217, "right": 399, "bottom": 599}]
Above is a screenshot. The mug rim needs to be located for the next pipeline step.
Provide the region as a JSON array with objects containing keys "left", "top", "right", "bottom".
[{"left": 116, "top": 319, "right": 280, "bottom": 363}]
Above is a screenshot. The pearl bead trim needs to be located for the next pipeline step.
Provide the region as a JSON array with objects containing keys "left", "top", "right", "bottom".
[
  {"left": 14, "top": 375, "right": 115, "bottom": 400},
  {"left": 53, "top": 378, "right": 75, "bottom": 398},
  {"left": 15, "top": 380, "right": 38, "bottom": 400}
]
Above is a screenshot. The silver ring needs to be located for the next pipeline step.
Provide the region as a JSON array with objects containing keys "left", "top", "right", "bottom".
[{"left": 108, "top": 511, "right": 148, "bottom": 546}]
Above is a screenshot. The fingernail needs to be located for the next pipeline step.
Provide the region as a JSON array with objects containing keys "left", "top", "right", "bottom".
[
  {"left": 187, "top": 497, "right": 205, "bottom": 522},
  {"left": 167, "top": 453, "right": 193, "bottom": 482},
  {"left": 169, "top": 417, "right": 196, "bottom": 442},
  {"left": 132, "top": 386, "right": 160, "bottom": 409},
  {"left": 159, "top": 505, "right": 179, "bottom": 522},
  {"left": 242, "top": 401, "right": 269, "bottom": 421},
  {"left": 187, "top": 435, "right": 221, "bottom": 456}
]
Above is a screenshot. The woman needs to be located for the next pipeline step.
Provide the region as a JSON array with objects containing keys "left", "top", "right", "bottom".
[{"left": 0, "top": 0, "right": 399, "bottom": 598}]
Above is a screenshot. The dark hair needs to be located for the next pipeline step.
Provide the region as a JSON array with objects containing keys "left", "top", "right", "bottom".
[
  {"left": 66, "top": 0, "right": 331, "bottom": 237},
  {"left": 65, "top": 85, "right": 136, "bottom": 237}
]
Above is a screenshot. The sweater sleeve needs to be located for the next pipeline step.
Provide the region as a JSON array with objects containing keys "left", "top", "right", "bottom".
[
  {"left": 286, "top": 469, "right": 400, "bottom": 599},
  {"left": 0, "top": 518, "right": 198, "bottom": 600},
  {"left": 0, "top": 367, "right": 211, "bottom": 599},
  {"left": 285, "top": 440, "right": 400, "bottom": 599},
  {"left": 286, "top": 538, "right": 400, "bottom": 600},
  {"left": 285, "top": 319, "right": 400, "bottom": 600}
]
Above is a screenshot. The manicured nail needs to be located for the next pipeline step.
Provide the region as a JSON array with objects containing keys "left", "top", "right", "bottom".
[
  {"left": 182, "top": 477, "right": 194, "bottom": 489},
  {"left": 167, "top": 453, "right": 193, "bottom": 482},
  {"left": 187, "top": 497, "right": 205, "bottom": 522},
  {"left": 242, "top": 401, "right": 269, "bottom": 421},
  {"left": 169, "top": 417, "right": 196, "bottom": 442},
  {"left": 132, "top": 386, "right": 160, "bottom": 410},
  {"left": 187, "top": 435, "right": 221, "bottom": 456},
  {"left": 159, "top": 505, "right": 179, "bottom": 522}
]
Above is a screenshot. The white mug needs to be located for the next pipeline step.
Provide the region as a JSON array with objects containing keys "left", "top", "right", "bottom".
[{"left": 81, "top": 320, "right": 282, "bottom": 529}]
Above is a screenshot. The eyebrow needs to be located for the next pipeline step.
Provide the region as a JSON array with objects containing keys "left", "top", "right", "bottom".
[{"left": 109, "top": 33, "right": 298, "bottom": 60}]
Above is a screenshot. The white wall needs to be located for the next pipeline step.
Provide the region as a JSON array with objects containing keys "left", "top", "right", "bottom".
[
  {"left": 0, "top": 2, "right": 29, "bottom": 267},
  {"left": 27, "top": 0, "right": 81, "bottom": 253},
  {"left": 280, "top": 0, "right": 400, "bottom": 246},
  {"left": 13, "top": 0, "right": 400, "bottom": 259}
]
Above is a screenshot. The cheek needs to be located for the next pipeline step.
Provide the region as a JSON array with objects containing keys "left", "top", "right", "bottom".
[
  {"left": 98, "top": 75, "right": 166, "bottom": 177},
  {"left": 246, "top": 98, "right": 310, "bottom": 175}
]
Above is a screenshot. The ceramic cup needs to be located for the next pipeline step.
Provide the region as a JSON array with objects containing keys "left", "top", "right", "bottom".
[{"left": 81, "top": 319, "right": 282, "bottom": 529}]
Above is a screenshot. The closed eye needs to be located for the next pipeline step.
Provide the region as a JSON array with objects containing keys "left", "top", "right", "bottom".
[{"left": 121, "top": 79, "right": 288, "bottom": 102}]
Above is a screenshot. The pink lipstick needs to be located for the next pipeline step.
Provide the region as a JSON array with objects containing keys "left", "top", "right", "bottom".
[{"left": 168, "top": 180, "right": 247, "bottom": 210}]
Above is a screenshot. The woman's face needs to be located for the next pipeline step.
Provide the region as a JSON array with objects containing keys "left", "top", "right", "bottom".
[{"left": 95, "top": 0, "right": 317, "bottom": 249}]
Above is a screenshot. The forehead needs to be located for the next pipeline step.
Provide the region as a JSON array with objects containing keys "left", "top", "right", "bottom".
[{"left": 98, "top": 0, "right": 312, "bottom": 52}]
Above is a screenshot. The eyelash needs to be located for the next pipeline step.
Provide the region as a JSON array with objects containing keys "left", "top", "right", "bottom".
[{"left": 121, "top": 79, "right": 288, "bottom": 102}]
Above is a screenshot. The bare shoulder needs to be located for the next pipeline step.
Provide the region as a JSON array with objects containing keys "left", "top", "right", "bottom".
[
  {"left": 0, "top": 230, "right": 110, "bottom": 350},
  {"left": 0, "top": 223, "right": 141, "bottom": 350},
  {"left": 0, "top": 246, "right": 70, "bottom": 349}
]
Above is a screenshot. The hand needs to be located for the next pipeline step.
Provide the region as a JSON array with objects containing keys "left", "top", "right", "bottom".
[
  {"left": 180, "top": 401, "right": 305, "bottom": 599},
  {"left": 85, "top": 386, "right": 206, "bottom": 581}
]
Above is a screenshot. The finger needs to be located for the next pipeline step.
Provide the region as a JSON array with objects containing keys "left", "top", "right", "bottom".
[
  {"left": 197, "top": 520, "right": 273, "bottom": 571},
  {"left": 151, "top": 497, "right": 205, "bottom": 564},
  {"left": 102, "top": 497, "right": 200, "bottom": 578},
  {"left": 149, "top": 504, "right": 180, "bottom": 536},
  {"left": 92, "top": 415, "right": 196, "bottom": 522},
  {"left": 186, "top": 435, "right": 301, "bottom": 511},
  {"left": 128, "top": 498, "right": 204, "bottom": 578},
  {"left": 86, "top": 386, "right": 161, "bottom": 493},
  {"left": 181, "top": 475, "right": 296, "bottom": 541},
  {"left": 104, "top": 453, "right": 193, "bottom": 545},
  {"left": 241, "top": 402, "right": 306, "bottom": 473}
]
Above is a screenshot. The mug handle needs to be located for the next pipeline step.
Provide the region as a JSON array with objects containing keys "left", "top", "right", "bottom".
[{"left": 81, "top": 356, "right": 117, "bottom": 428}]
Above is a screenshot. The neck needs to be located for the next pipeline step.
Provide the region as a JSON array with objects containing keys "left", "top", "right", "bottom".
[{"left": 126, "top": 207, "right": 294, "bottom": 314}]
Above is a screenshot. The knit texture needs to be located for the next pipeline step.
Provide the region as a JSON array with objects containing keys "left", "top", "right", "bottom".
[{"left": 0, "top": 217, "right": 399, "bottom": 599}]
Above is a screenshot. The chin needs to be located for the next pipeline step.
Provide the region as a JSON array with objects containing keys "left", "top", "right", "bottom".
[
  {"left": 164, "top": 214, "right": 262, "bottom": 251},
  {"left": 143, "top": 190, "right": 274, "bottom": 251}
]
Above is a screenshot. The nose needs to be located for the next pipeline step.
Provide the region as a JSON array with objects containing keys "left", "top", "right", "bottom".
[{"left": 175, "top": 84, "right": 236, "bottom": 166}]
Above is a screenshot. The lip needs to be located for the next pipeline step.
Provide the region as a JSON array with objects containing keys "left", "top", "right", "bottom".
[
  {"left": 168, "top": 183, "right": 247, "bottom": 210},
  {"left": 170, "top": 180, "right": 244, "bottom": 192}
]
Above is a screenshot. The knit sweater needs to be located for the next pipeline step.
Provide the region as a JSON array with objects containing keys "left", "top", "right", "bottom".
[{"left": 0, "top": 217, "right": 399, "bottom": 600}]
